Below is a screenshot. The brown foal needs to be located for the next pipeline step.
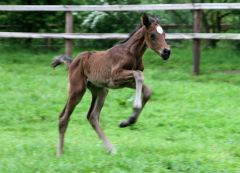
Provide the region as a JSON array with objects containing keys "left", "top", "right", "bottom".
[{"left": 52, "top": 14, "right": 171, "bottom": 156}]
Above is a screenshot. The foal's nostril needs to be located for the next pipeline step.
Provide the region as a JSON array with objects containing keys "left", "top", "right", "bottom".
[
  {"left": 163, "top": 48, "right": 171, "bottom": 55},
  {"left": 161, "top": 48, "right": 171, "bottom": 60}
]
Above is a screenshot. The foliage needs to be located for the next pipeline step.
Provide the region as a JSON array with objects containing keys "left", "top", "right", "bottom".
[
  {"left": 0, "top": 45, "right": 240, "bottom": 172},
  {"left": 197, "top": 0, "right": 240, "bottom": 47},
  {"left": 81, "top": 0, "right": 141, "bottom": 33},
  {"left": 79, "top": 0, "right": 141, "bottom": 47},
  {"left": 0, "top": 0, "right": 239, "bottom": 48}
]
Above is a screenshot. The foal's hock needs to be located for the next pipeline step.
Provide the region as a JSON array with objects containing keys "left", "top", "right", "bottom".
[{"left": 52, "top": 14, "right": 171, "bottom": 156}]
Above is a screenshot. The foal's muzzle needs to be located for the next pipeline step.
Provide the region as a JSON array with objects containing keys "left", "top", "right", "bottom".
[{"left": 161, "top": 48, "right": 171, "bottom": 60}]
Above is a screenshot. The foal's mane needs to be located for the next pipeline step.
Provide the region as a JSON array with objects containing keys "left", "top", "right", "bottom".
[
  {"left": 117, "top": 24, "right": 143, "bottom": 45},
  {"left": 117, "top": 16, "right": 159, "bottom": 45}
]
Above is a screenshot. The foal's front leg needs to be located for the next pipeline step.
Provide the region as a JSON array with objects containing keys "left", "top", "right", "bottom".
[
  {"left": 119, "top": 84, "right": 152, "bottom": 128},
  {"left": 112, "top": 70, "right": 144, "bottom": 109}
]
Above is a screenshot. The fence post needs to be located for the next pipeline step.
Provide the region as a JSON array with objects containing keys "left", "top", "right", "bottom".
[
  {"left": 65, "top": 11, "right": 73, "bottom": 56},
  {"left": 192, "top": 10, "right": 202, "bottom": 75}
]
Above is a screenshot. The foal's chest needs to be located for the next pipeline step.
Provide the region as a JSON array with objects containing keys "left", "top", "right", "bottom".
[{"left": 125, "top": 56, "right": 144, "bottom": 71}]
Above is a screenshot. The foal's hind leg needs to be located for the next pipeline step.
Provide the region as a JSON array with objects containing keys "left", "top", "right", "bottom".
[
  {"left": 87, "top": 86, "right": 116, "bottom": 154},
  {"left": 58, "top": 81, "right": 86, "bottom": 156},
  {"left": 119, "top": 84, "right": 152, "bottom": 128}
]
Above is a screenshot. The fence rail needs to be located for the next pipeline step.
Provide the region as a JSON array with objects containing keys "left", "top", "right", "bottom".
[
  {"left": 0, "top": 3, "right": 239, "bottom": 75},
  {"left": 0, "top": 32, "right": 240, "bottom": 40},
  {"left": 0, "top": 3, "right": 240, "bottom": 11}
]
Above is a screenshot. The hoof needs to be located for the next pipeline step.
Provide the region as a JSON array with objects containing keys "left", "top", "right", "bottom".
[
  {"left": 119, "top": 120, "right": 130, "bottom": 128},
  {"left": 57, "top": 150, "right": 63, "bottom": 157},
  {"left": 108, "top": 148, "right": 117, "bottom": 155},
  {"left": 57, "top": 145, "right": 63, "bottom": 157},
  {"left": 119, "top": 116, "right": 137, "bottom": 128},
  {"left": 106, "top": 144, "right": 117, "bottom": 155}
]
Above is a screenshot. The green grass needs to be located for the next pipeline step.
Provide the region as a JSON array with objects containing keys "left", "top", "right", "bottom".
[{"left": 0, "top": 45, "right": 240, "bottom": 173}]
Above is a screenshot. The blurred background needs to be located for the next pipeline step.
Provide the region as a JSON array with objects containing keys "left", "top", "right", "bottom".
[{"left": 0, "top": 0, "right": 240, "bottom": 50}]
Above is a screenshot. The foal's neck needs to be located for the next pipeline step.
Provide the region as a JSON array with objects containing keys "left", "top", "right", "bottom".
[{"left": 124, "top": 26, "right": 147, "bottom": 58}]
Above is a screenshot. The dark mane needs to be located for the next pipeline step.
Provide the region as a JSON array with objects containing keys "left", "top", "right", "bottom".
[
  {"left": 116, "top": 15, "right": 159, "bottom": 45},
  {"left": 117, "top": 25, "right": 142, "bottom": 45}
]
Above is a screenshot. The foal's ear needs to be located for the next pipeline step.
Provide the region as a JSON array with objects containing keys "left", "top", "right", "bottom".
[
  {"left": 141, "top": 13, "right": 151, "bottom": 28},
  {"left": 156, "top": 17, "right": 160, "bottom": 24}
]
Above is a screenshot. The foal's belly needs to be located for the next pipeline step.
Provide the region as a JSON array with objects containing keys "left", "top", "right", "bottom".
[
  {"left": 85, "top": 67, "right": 112, "bottom": 88},
  {"left": 87, "top": 78, "right": 110, "bottom": 88}
]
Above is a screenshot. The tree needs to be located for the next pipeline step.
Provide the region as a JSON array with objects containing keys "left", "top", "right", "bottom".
[
  {"left": 78, "top": 0, "right": 141, "bottom": 47},
  {"left": 193, "top": 0, "right": 240, "bottom": 47}
]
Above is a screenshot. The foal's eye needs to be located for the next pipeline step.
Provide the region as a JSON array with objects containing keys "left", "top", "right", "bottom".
[{"left": 150, "top": 34, "right": 156, "bottom": 41}]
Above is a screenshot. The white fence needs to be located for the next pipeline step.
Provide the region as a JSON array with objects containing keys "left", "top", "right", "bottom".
[{"left": 0, "top": 3, "right": 240, "bottom": 74}]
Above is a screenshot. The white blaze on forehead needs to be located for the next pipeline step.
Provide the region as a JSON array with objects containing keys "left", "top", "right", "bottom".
[{"left": 156, "top": 25, "right": 164, "bottom": 34}]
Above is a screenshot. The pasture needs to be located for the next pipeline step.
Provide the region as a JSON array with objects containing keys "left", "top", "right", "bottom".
[{"left": 0, "top": 45, "right": 240, "bottom": 172}]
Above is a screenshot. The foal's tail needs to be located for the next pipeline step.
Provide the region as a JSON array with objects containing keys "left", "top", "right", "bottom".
[{"left": 51, "top": 55, "right": 73, "bottom": 68}]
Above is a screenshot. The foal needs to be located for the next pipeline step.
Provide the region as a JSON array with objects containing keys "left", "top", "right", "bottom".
[{"left": 52, "top": 14, "right": 171, "bottom": 156}]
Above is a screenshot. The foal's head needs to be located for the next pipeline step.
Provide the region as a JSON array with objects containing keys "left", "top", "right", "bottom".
[{"left": 142, "top": 14, "right": 171, "bottom": 60}]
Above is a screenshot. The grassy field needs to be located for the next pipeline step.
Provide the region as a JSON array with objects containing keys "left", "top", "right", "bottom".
[{"left": 0, "top": 45, "right": 240, "bottom": 173}]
